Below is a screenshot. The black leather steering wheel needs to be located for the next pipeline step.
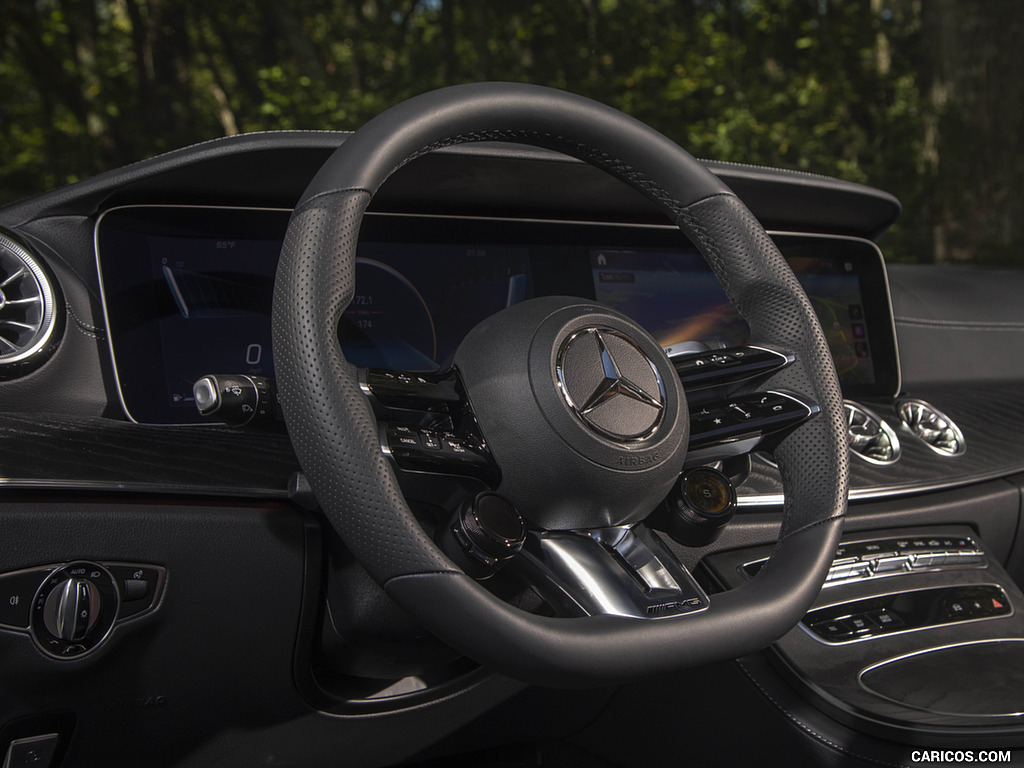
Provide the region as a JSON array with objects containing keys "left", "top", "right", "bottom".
[{"left": 271, "top": 82, "right": 848, "bottom": 687}]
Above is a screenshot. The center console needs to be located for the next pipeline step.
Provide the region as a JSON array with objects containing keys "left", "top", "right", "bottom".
[{"left": 705, "top": 525, "right": 1024, "bottom": 740}]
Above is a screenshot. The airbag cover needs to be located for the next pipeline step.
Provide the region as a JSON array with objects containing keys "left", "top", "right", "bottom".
[{"left": 454, "top": 296, "right": 687, "bottom": 530}]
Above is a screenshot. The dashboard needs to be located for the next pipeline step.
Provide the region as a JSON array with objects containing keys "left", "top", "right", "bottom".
[
  {"left": 2, "top": 129, "right": 1024, "bottom": 768},
  {"left": 96, "top": 205, "right": 898, "bottom": 425}
]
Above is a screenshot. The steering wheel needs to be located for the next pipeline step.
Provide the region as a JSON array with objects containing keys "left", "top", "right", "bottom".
[{"left": 272, "top": 83, "right": 848, "bottom": 687}]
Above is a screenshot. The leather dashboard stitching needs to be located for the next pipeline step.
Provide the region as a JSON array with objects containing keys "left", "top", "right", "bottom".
[
  {"left": 896, "top": 317, "right": 1024, "bottom": 331},
  {"left": 65, "top": 301, "right": 106, "bottom": 340}
]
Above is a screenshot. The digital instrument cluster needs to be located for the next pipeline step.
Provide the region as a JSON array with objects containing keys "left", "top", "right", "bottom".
[{"left": 96, "top": 206, "right": 899, "bottom": 424}]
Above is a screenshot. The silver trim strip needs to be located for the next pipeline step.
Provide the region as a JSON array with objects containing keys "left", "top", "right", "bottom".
[
  {"left": 743, "top": 537, "right": 986, "bottom": 590},
  {"left": 0, "top": 476, "right": 291, "bottom": 498},
  {"left": 736, "top": 463, "right": 1024, "bottom": 507}
]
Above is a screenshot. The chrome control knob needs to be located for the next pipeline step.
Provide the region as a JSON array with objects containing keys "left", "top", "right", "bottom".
[
  {"left": 30, "top": 562, "right": 118, "bottom": 658},
  {"left": 43, "top": 577, "right": 100, "bottom": 642}
]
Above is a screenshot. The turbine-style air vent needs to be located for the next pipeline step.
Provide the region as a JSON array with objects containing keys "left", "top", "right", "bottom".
[
  {"left": 0, "top": 231, "right": 60, "bottom": 378},
  {"left": 844, "top": 400, "right": 901, "bottom": 465},
  {"left": 896, "top": 398, "right": 966, "bottom": 457}
]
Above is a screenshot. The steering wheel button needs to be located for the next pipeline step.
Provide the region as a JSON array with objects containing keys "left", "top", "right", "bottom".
[
  {"left": 420, "top": 431, "right": 441, "bottom": 450},
  {"left": 444, "top": 438, "right": 466, "bottom": 453}
]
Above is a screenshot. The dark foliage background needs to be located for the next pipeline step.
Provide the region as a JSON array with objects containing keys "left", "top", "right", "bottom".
[{"left": 1, "top": 0, "right": 1021, "bottom": 264}]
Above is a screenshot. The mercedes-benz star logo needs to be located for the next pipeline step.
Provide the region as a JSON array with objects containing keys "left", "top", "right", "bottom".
[{"left": 556, "top": 327, "right": 666, "bottom": 442}]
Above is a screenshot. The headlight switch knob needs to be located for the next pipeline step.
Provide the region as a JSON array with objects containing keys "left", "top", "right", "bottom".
[
  {"left": 43, "top": 577, "right": 99, "bottom": 641},
  {"left": 29, "top": 562, "right": 119, "bottom": 658}
]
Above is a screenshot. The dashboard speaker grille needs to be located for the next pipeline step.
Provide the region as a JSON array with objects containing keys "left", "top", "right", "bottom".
[
  {"left": 896, "top": 398, "right": 966, "bottom": 457},
  {"left": 0, "top": 231, "right": 59, "bottom": 374},
  {"left": 844, "top": 400, "right": 901, "bottom": 464}
]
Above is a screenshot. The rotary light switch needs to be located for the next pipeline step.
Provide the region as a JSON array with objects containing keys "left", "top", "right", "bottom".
[
  {"left": 30, "top": 562, "right": 119, "bottom": 658},
  {"left": 42, "top": 577, "right": 100, "bottom": 641}
]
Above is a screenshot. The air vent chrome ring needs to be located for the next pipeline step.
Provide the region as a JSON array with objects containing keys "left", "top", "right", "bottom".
[
  {"left": 0, "top": 231, "right": 61, "bottom": 376},
  {"left": 896, "top": 398, "right": 966, "bottom": 457},
  {"left": 844, "top": 400, "right": 901, "bottom": 465}
]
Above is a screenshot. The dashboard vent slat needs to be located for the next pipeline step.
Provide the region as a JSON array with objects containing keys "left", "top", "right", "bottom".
[
  {"left": 896, "top": 398, "right": 966, "bottom": 457},
  {"left": 0, "top": 231, "right": 60, "bottom": 377},
  {"left": 844, "top": 400, "right": 901, "bottom": 464}
]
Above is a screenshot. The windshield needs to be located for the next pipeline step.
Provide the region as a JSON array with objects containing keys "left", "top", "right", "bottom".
[{"left": 1, "top": 1, "right": 1020, "bottom": 266}]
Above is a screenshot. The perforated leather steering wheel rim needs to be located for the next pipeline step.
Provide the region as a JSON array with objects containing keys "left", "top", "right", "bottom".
[{"left": 271, "top": 82, "right": 849, "bottom": 687}]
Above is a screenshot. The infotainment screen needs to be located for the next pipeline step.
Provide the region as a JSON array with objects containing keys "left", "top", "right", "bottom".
[
  {"left": 97, "top": 207, "right": 898, "bottom": 424},
  {"left": 591, "top": 248, "right": 882, "bottom": 388}
]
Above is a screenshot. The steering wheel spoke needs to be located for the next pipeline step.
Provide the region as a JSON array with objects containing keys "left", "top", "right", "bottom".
[{"left": 512, "top": 523, "right": 710, "bottom": 620}]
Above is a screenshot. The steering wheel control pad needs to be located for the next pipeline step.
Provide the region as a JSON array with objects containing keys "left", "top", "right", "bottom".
[{"left": 454, "top": 296, "right": 687, "bottom": 531}]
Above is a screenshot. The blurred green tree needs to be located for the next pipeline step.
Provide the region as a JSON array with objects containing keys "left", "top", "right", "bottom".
[{"left": 0, "top": 0, "right": 1020, "bottom": 265}]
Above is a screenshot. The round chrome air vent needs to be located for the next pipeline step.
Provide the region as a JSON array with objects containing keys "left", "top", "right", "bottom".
[
  {"left": 844, "top": 400, "right": 901, "bottom": 465},
  {"left": 0, "top": 231, "right": 61, "bottom": 377},
  {"left": 896, "top": 398, "right": 966, "bottom": 457}
]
